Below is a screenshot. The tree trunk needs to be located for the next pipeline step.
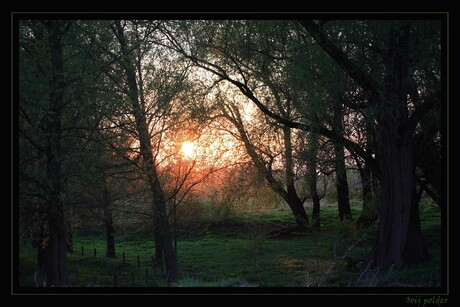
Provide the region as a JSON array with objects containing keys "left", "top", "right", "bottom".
[
  {"left": 371, "top": 24, "right": 431, "bottom": 267},
  {"left": 356, "top": 162, "right": 379, "bottom": 228},
  {"left": 154, "top": 226, "right": 164, "bottom": 270},
  {"left": 332, "top": 101, "right": 351, "bottom": 221},
  {"left": 37, "top": 223, "right": 47, "bottom": 267},
  {"left": 310, "top": 180, "right": 321, "bottom": 231},
  {"left": 67, "top": 223, "right": 74, "bottom": 254},
  {"left": 357, "top": 118, "right": 379, "bottom": 228},
  {"left": 404, "top": 191, "right": 431, "bottom": 264},
  {"left": 334, "top": 147, "right": 351, "bottom": 221},
  {"left": 414, "top": 131, "right": 441, "bottom": 207},
  {"left": 284, "top": 126, "right": 310, "bottom": 232},
  {"left": 298, "top": 20, "right": 433, "bottom": 267},
  {"left": 135, "top": 89, "right": 178, "bottom": 283},
  {"left": 409, "top": 74, "right": 441, "bottom": 207},
  {"left": 103, "top": 183, "right": 116, "bottom": 258},
  {"left": 149, "top": 180, "right": 178, "bottom": 283},
  {"left": 307, "top": 131, "right": 321, "bottom": 231},
  {"left": 44, "top": 20, "right": 68, "bottom": 286},
  {"left": 286, "top": 186, "right": 310, "bottom": 232},
  {"left": 372, "top": 122, "right": 430, "bottom": 266},
  {"left": 143, "top": 159, "right": 177, "bottom": 281},
  {"left": 105, "top": 209, "right": 116, "bottom": 258},
  {"left": 223, "top": 105, "right": 310, "bottom": 232},
  {"left": 46, "top": 214, "right": 67, "bottom": 286}
]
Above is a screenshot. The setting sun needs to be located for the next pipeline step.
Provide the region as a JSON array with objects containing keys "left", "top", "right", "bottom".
[{"left": 181, "top": 141, "right": 196, "bottom": 159}]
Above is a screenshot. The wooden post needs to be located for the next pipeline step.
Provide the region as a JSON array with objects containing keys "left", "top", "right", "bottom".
[
  {"left": 123, "top": 252, "right": 125, "bottom": 264},
  {"left": 81, "top": 246, "right": 84, "bottom": 256},
  {"left": 94, "top": 248, "right": 96, "bottom": 257},
  {"left": 113, "top": 275, "right": 117, "bottom": 287},
  {"left": 137, "top": 255, "right": 140, "bottom": 268}
]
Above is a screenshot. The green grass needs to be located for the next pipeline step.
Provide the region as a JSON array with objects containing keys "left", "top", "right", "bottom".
[{"left": 18, "top": 201, "right": 442, "bottom": 287}]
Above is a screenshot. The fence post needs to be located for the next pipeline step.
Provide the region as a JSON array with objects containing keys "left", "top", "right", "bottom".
[
  {"left": 151, "top": 256, "right": 156, "bottom": 275},
  {"left": 137, "top": 255, "right": 140, "bottom": 268},
  {"left": 123, "top": 252, "right": 125, "bottom": 264},
  {"left": 81, "top": 246, "right": 84, "bottom": 256},
  {"left": 94, "top": 248, "right": 96, "bottom": 257}
]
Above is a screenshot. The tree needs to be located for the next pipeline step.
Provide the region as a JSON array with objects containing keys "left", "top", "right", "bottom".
[
  {"left": 86, "top": 20, "right": 195, "bottom": 282},
  {"left": 42, "top": 20, "right": 70, "bottom": 286},
  {"left": 161, "top": 20, "right": 316, "bottom": 231},
  {"left": 19, "top": 19, "right": 113, "bottom": 285},
  {"left": 305, "top": 130, "right": 322, "bottom": 230},
  {"left": 297, "top": 20, "right": 439, "bottom": 266},
  {"left": 66, "top": 144, "right": 139, "bottom": 259},
  {"left": 163, "top": 19, "right": 440, "bottom": 266},
  {"left": 355, "top": 117, "right": 380, "bottom": 228},
  {"left": 217, "top": 95, "right": 311, "bottom": 231},
  {"left": 331, "top": 94, "right": 352, "bottom": 221},
  {"left": 19, "top": 20, "right": 74, "bottom": 286},
  {"left": 114, "top": 20, "right": 178, "bottom": 282},
  {"left": 158, "top": 118, "right": 235, "bottom": 252}
]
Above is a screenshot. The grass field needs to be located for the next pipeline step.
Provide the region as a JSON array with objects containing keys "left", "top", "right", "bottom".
[{"left": 18, "top": 201, "right": 442, "bottom": 287}]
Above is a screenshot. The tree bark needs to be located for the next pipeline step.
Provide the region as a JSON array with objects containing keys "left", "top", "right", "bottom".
[
  {"left": 154, "top": 226, "right": 165, "bottom": 270},
  {"left": 332, "top": 101, "right": 352, "bottom": 221},
  {"left": 147, "top": 165, "right": 178, "bottom": 282},
  {"left": 408, "top": 74, "right": 441, "bottom": 207},
  {"left": 371, "top": 24, "right": 431, "bottom": 266},
  {"left": 105, "top": 211, "right": 116, "bottom": 258},
  {"left": 372, "top": 121, "right": 431, "bottom": 265},
  {"left": 67, "top": 223, "right": 74, "bottom": 254},
  {"left": 286, "top": 186, "right": 310, "bottom": 232},
  {"left": 44, "top": 20, "right": 68, "bottom": 286},
  {"left": 102, "top": 183, "right": 116, "bottom": 258},
  {"left": 357, "top": 118, "right": 379, "bottom": 228},
  {"left": 307, "top": 132, "right": 321, "bottom": 231},
  {"left": 414, "top": 125, "right": 441, "bottom": 207},
  {"left": 284, "top": 126, "right": 310, "bottom": 232},
  {"left": 356, "top": 162, "right": 379, "bottom": 228},
  {"left": 36, "top": 223, "right": 47, "bottom": 280}
]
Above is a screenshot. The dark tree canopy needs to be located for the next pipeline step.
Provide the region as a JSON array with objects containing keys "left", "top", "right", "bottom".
[{"left": 17, "top": 17, "right": 443, "bottom": 287}]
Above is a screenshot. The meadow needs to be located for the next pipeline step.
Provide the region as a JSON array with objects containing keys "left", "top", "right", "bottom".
[{"left": 18, "top": 200, "right": 441, "bottom": 288}]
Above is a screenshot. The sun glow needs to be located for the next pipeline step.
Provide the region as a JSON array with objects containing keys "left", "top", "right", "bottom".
[{"left": 181, "top": 141, "right": 196, "bottom": 159}]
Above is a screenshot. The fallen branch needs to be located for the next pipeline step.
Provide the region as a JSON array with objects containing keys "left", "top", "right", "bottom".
[
  {"left": 322, "top": 234, "right": 367, "bottom": 280},
  {"left": 334, "top": 234, "right": 367, "bottom": 261},
  {"left": 268, "top": 227, "right": 300, "bottom": 239},
  {"left": 356, "top": 259, "right": 373, "bottom": 283}
]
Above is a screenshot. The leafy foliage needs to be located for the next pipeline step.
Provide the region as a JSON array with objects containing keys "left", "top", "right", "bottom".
[{"left": 17, "top": 18, "right": 443, "bottom": 287}]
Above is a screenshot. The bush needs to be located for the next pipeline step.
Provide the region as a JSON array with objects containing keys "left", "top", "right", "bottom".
[{"left": 175, "top": 199, "right": 207, "bottom": 227}]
